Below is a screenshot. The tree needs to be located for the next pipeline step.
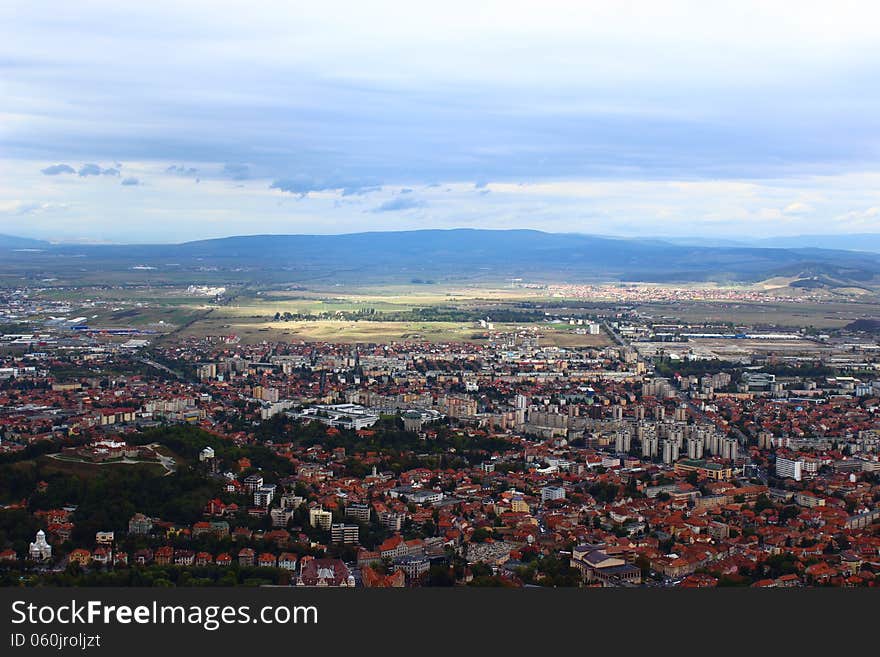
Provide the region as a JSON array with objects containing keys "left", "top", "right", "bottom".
[
  {"left": 753, "top": 494, "right": 774, "bottom": 513},
  {"left": 470, "top": 528, "right": 491, "bottom": 543},
  {"left": 428, "top": 564, "right": 455, "bottom": 586}
]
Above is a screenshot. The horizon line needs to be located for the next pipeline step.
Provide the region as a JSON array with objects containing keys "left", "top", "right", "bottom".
[{"left": 5, "top": 227, "right": 880, "bottom": 248}]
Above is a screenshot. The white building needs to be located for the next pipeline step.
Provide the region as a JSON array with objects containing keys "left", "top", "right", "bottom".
[
  {"left": 687, "top": 437, "right": 704, "bottom": 460},
  {"left": 28, "top": 530, "right": 52, "bottom": 561},
  {"left": 254, "top": 484, "right": 277, "bottom": 507},
  {"left": 776, "top": 457, "right": 803, "bottom": 481},
  {"left": 662, "top": 439, "right": 679, "bottom": 465},
  {"left": 541, "top": 485, "right": 566, "bottom": 503},
  {"left": 289, "top": 403, "right": 380, "bottom": 430},
  {"left": 330, "top": 523, "right": 360, "bottom": 545},
  {"left": 309, "top": 507, "right": 333, "bottom": 530},
  {"left": 344, "top": 503, "right": 371, "bottom": 523},
  {"left": 721, "top": 438, "right": 738, "bottom": 462}
]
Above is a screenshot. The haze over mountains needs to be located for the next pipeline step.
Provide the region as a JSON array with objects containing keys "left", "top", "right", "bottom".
[
  {"left": 661, "top": 234, "right": 880, "bottom": 252},
  {"left": 0, "top": 234, "right": 51, "bottom": 249},
  {"left": 4, "top": 229, "right": 880, "bottom": 286}
]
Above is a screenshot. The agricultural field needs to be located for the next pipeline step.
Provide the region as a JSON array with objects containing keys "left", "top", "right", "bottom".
[
  {"left": 166, "top": 283, "right": 613, "bottom": 345},
  {"left": 12, "top": 277, "right": 880, "bottom": 347},
  {"left": 632, "top": 300, "right": 880, "bottom": 329},
  {"left": 632, "top": 338, "right": 835, "bottom": 362},
  {"left": 176, "top": 317, "right": 611, "bottom": 347}
]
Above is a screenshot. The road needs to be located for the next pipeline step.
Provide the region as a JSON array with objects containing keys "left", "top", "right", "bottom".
[
  {"left": 605, "top": 318, "right": 753, "bottom": 464},
  {"left": 138, "top": 357, "right": 185, "bottom": 380}
]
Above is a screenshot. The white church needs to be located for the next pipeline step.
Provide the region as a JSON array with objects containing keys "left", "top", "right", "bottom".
[{"left": 28, "top": 530, "right": 52, "bottom": 561}]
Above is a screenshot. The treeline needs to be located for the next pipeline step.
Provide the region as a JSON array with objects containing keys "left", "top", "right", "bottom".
[
  {"left": 129, "top": 424, "right": 293, "bottom": 478},
  {"left": 253, "top": 415, "right": 513, "bottom": 469},
  {"left": 0, "top": 509, "right": 42, "bottom": 558},
  {"left": 0, "top": 463, "right": 222, "bottom": 547},
  {"left": 757, "top": 364, "right": 837, "bottom": 378},
  {"left": 654, "top": 359, "right": 837, "bottom": 380},
  {"left": 272, "top": 306, "right": 546, "bottom": 323},
  {"left": 0, "top": 435, "right": 90, "bottom": 466},
  {"left": 41, "top": 467, "right": 221, "bottom": 543},
  {"left": 653, "top": 359, "right": 741, "bottom": 378},
  {"left": 0, "top": 424, "right": 300, "bottom": 542}
]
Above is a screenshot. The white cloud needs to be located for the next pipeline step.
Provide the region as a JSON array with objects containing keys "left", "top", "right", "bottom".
[
  {"left": 5, "top": 159, "right": 880, "bottom": 242},
  {"left": 783, "top": 202, "right": 813, "bottom": 215},
  {"left": 0, "top": 200, "right": 70, "bottom": 215},
  {"left": 2, "top": 3, "right": 880, "bottom": 240},
  {"left": 758, "top": 208, "right": 783, "bottom": 220},
  {"left": 835, "top": 206, "right": 880, "bottom": 226}
]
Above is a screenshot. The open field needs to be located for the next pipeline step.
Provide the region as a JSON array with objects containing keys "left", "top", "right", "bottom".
[
  {"left": 28, "top": 455, "right": 168, "bottom": 478},
  {"left": 164, "top": 284, "right": 615, "bottom": 345},
  {"left": 13, "top": 284, "right": 219, "bottom": 332},
  {"left": 633, "top": 300, "right": 880, "bottom": 329},
  {"left": 175, "top": 317, "right": 612, "bottom": 347},
  {"left": 633, "top": 338, "right": 835, "bottom": 361},
  {"left": 12, "top": 278, "right": 880, "bottom": 348},
  {"left": 264, "top": 283, "right": 546, "bottom": 300},
  {"left": 220, "top": 285, "right": 549, "bottom": 316}
]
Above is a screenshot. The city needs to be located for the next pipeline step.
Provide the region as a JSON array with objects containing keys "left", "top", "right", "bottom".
[
  {"left": 3, "top": 5, "right": 880, "bottom": 653},
  {"left": 1, "top": 278, "right": 879, "bottom": 588}
]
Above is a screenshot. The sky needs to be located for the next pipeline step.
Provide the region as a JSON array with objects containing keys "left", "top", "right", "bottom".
[{"left": 2, "top": 1, "right": 880, "bottom": 243}]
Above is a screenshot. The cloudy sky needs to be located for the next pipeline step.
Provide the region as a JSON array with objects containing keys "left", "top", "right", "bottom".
[{"left": 2, "top": 1, "right": 880, "bottom": 243}]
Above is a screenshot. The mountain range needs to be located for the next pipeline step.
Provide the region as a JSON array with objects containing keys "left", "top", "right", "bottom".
[{"left": 3, "top": 229, "right": 880, "bottom": 286}]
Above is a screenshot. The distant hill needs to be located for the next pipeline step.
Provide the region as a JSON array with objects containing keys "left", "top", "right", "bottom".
[
  {"left": 0, "top": 234, "right": 50, "bottom": 249},
  {"left": 5, "top": 228, "right": 880, "bottom": 285},
  {"left": 164, "top": 229, "right": 880, "bottom": 283},
  {"left": 753, "top": 234, "right": 880, "bottom": 253}
]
